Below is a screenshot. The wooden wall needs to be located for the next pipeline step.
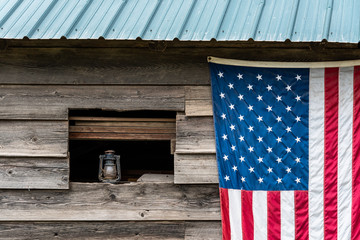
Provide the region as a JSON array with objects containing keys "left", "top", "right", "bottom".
[{"left": 1, "top": 44, "right": 360, "bottom": 238}]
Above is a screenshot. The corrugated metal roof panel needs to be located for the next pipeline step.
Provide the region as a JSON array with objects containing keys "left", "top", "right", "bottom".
[{"left": 0, "top": 0, "right": 359, "bottom": 43}]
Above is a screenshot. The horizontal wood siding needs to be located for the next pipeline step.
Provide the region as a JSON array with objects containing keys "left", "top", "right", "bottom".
[
  {"left": 0, "top": 182, "right": 220, "bottom": 221},
  {"left": 0, "top": 157, "right": 68, "bottom": 189},
  {"left": 175, "top": 154, "right": 218, "bottom": 184},
  {"left": 0, "top": 221, "right": 221, "bottom": 240},
  {"left": 0, "top": 85, "right": 185, "bottom": 120},
  {"left": 0, "top": 121, "right": 68, "bottom": 158},
  {"left": 185, "top": 86, "right": 213, "bottom": 116}
]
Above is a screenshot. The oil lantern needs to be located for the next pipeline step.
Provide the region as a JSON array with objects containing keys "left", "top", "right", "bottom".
[{"left": 98, "top": 150, "right": 121, "bottom": 183}]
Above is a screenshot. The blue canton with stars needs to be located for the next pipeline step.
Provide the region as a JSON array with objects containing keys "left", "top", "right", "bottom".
[{"left": 210, "top": 62, "right": 309, "bottom": 191}]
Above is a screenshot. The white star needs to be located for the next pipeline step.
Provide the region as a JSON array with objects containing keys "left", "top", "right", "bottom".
[
  {"left": 228, "top": 83, "right": 234, "bottom": 89},
  {"left": 276, "top": 157, "right": 282, "bottom": 163},
  {"left": 295, "top": 74, "right": 301, "bottom": 81},
  {"left": 230, "top": 124, "right": 235, "bottom": 131},
  {"left": 222, "top": 134, "right": 228, "bottom": 140},
  {"left": 256, "top": 74, "right": 262, "bottom": 80},
  {"left": 248, "top": 146, "right": 254, "bottom": 152},
  {"left": 223, "top": 155, "right": 228, "bottom": 161},
  {"left": 231, "top": 145, "right": 236, "bottom": 151},
  {"left": 241, "top": 176, "right": 246, "bottom": 182},
  {"left": 220, "top": 92, "right": 225, "bottom": 99},
  {"left": 257, "top": 136, "right": 263, "bottom": 142},
  {"left": 247, "top": 84, "right": 253, "bottom": 90},
  {"left": 237, "top": 73, "right": 243, "bottom": 80},
  {"left": 239, "top": 156, "right": 245, "bottom": 162},
  {"left": 221, "top": 113, "right": 226, "bottom": 119},
  {"left": 276, "top": 95, "right": 282, "bottom": 101},
  {"left": 266, "top": 85, "right": 272, "bottom": 91},
  {"left": 286, "top": 147, "right": 291, "bottom": 153},
  {"left": 232, "top": 165, "right": 238, "bottom": 171},
  {"left": 239, "top": 136, "right": 244, "bottom": 142},
  {"left": 286, "top": 167, "right": 291, "bottom": 173},
  {"left": 276, "top": 75, "right": 282, "bottom": 81},
  {"left": 229, "top": 104, "right": 235, "bottom": 110},
  {"left": 267, "top": 126, "right": 272, "bottom": 132},
  {"left": 218, "top": 72, "right": 224, "bottom": 78},
  {"left": 248, "top": 126, "right": 254, "bottom": 132},
  {"left": 258, "top": 157, "right": 264, "bottom": 163},
  {"left": 295, "top": 95, "right": 301, "bottom": 101},
  {"left": 267, "top": 167, "right": 273, "bottom": 173},
  {"left": 295, "top": 157, "right": 301, "bottom": 163},
  {"left": 277, "top": 178, "right": 282, "bottom": 184},
  {"left": 257, "top": 116, "right": 263, "bottom": 122},
  {"left": 267, "top": 147, "right": 272, "bottom": 153},
  {"left": 286, "top": 126, "right": 292, "bottom": 133},
  {"left": 276, "top": 137, "right": 282, "bottom": 143},
  {"left": 266, "top": 105, "right": 273, "bottom": 112},
  {"left": 224, "top": 175, "right": 230, "bottom": 181},
  {"left": 276, "top": 116, "right": 282, "bottom": 122},
  {"left": 295, "top": 116, "right": 301, "bottom": 122},
  {"left": 286, "top": 106, "right": 292, "bottom": 112},
  {"left": 238, "top": 94, "right": 244, "bottom": 100},
  {"left": 295, "top": 137, "right": 301, "bottom": 143},
  {"left": 295, "top": 178, "right": 301, "bottom": 184},
  {"left": 249, "top": 166, "right": 254, "bottom": 173},
  {"left": 248, "top": 105, "right": 253, "bottom": 111},
  {"left": 239, "top": 115, "right": 244, "bottom": 121},
  {"left": 258, "top": 177, "right": 264, "bottom": 183},
  {"left": 257, "top": 95, "right": 263, "bottom": 101},
  {"left": 286, "top": 85, "right": 292, "bottom": 91}
]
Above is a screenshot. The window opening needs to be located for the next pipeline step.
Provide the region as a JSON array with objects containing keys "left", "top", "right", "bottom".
[{"left": 69, "top": 110, "right": 175, "bottom": 182}]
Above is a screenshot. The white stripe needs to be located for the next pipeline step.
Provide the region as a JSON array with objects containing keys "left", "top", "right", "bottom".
[
  {"left": 309, "top": 68, "right": 325, "bottom": 240},
  {"left": 228, "top": 189, "right": 243, "bottom": 240},
  {"left": 253, "top": 191, "right": 267, "bottom": 240},
  {"left": 338, "top": 67, "right": 354, "bottom": 240},
  {"left": 281, "top": 191, "right": 295, "bottom": 240}
]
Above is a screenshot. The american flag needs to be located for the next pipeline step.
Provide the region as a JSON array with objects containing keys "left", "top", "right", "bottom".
[{"left": 209, "top": 57, "right": 360, "bottom": 240}]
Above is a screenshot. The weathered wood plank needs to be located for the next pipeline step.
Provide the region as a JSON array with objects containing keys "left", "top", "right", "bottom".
[
  {"left": 185, "top": 221, "right": 222, "bottom": 240},
  {"left": 70, "top": 117, "right": 176, "bottom": 122},
  {"left": 0, "top": 157, "right": 68, "bottom": 189},
  {"left": 69, "top": 132, "right": 176, "bottom": 140},
  {"left": 2, "top": 47, "right": 360, "bottom": 85},
  {"left": 0, "top": 221, "right": 222, "bottom": 240},
  {"left": 0, "top": 48, "right": 209, "bottom": 85},
  {"left": 0, "top": 121, "right": 68, "bottom": 157},
  {"left": 69, "top": 126, "right": 175, "bottom": 134},
  {"left": 0, "top": 182, "right": 220, "bottom": 221},
  {"left": 174, "top": 154, "right": 218, "bottom": 184},
  {"left": 185, "top": 86, "right": 213, "bottom": 117},
  {"left": 176, "top": 115, "right": 215, "bottom": 154},
  {"left": 74, "top": 121, "right": 176, "bottom": 128},
  {"left": 137, "top": 174, "right": 174, "bottom": 183},
  {"left": 0, "top": 85, "right": 184, "bottom": 120}
]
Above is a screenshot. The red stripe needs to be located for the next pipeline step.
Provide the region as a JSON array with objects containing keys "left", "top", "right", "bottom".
[
  {"left": 295, "top": 191, "right": 309, "bottom": 240},
  {"left": 242, "top": 191, "right": 254, "bottom": 240},
  {"left": 324, "top": 67, "right": 339, "bottom": 240},
  {"left": 267, "top": 191, "right": 280, "bottom": 240},
  {"left": 220, "top": 188, "right": 231, "bottom": 240},
  {"left": 352, "top": 66, "right": 360, "bottom": 240}
]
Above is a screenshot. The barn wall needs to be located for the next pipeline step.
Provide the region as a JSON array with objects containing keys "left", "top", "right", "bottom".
[{"left": 0, "top": 45, "right": 359, "bottom": 238}]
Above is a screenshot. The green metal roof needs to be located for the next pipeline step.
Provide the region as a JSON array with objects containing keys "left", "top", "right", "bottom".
[{"left": 0, "top": 0, "right": 359, "bottom": 43}]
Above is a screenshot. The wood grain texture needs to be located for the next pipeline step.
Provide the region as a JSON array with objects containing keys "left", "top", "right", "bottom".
[
  {"left": 69, "top": 132, "right": 176, "bottom": 140},
  {"left": 0, "top": 221, "right": 222, "bottom": 240},
  {"left": 0, "top": 157, "right": 68, "bottom": 189},
  {"left": 176, "top": 115, "right": 215, "bottom": 154},
  {"left": 0, "top": 85, "right": 184, "bottom": 120},
  {"left": 174, "top": 154, "right": 218, "bottom": 184},
  {"left": 0, "top": 121, "right": 68, "bottom": 157},
  {"left": 185, "top": 86, "right": 213, "bottom": 117},
  {"left": 0, "top": 182, "right": 220, "bottom": 221},
  {"left": 1, "top": 47, "right": 360, "bottom": 85}
]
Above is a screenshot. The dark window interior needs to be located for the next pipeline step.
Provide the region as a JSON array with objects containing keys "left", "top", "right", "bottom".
[{"left": 69, "top": 110, "right": 175, "bottom": 182}]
